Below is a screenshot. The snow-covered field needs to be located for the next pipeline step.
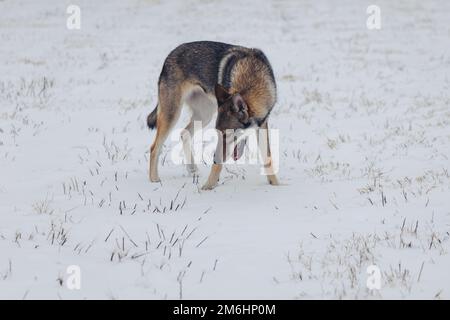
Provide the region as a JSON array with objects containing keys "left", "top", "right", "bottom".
[{"left": 1, "top": 0, "right": 449, "bottom": 299}]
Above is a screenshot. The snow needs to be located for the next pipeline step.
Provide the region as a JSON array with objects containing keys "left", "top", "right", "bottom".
[{"left": 0, "top": 0, "right": 449, "bottom": 299}]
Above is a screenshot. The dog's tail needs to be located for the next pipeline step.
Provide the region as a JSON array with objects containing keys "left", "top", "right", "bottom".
[{"left": 147, "top": 105, "right": 158, "bottom": 130}]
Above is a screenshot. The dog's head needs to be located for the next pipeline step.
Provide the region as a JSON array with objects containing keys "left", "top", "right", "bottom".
[
  {"left": 214, "top": 84, "right": 255, "bottom": 161},
  {"left": 214, "top": 84, "right": 254, "bottom": 131}
]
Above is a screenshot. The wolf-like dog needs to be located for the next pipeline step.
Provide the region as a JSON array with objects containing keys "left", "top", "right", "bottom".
[{"left": 147, "top": 41, "right": 279, "bottom": 190}]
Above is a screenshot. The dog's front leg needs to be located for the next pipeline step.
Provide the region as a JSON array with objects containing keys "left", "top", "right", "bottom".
[
  {"left": 258, "top": 121, "right": 279, "bottom": 186},
  {"left": 202, "top": 131, "right": 226, "bottom": 190},
  {"left": 201, "top": 163, "right": 223, "bottom": 190}
]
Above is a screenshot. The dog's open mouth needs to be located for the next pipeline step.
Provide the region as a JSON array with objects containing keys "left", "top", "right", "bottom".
[{"left": 233, "top": 137, "right": 247, "bottom": 161}]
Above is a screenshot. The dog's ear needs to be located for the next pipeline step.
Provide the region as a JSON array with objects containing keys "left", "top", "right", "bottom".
[
  {"left": 215, "top": 83, "right": 231, "bottom": 105},
  {"left": 232, "top": 94, "right": 249, "bottom": 123}
]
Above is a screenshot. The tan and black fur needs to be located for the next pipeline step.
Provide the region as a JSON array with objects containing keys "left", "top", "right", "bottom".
[{"left": 147, "top": 41, "right": 279, "bottom": 190}]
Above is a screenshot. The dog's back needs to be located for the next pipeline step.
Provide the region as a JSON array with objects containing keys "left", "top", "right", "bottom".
[
  {"left": 153, "top": 41, "right": 276, "bottom": 119},
  {"left": 159, "top": 41, "right": 275, "bottom": 97},
  {"left": 159, "top": 41, "right": 233, "bottom": 95}
]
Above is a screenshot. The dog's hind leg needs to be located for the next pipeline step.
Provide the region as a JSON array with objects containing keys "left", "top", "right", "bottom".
[{"left": 149, "top": 83, "right": 183, "bottom": 182}]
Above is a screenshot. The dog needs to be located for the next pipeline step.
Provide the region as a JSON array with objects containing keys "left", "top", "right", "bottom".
[{"left": 147, "top": 41, "right": 279, "bottom": 190}]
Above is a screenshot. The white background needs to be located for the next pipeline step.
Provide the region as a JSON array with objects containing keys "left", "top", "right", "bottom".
[{"left": 0, "top": 0, "right": 449, "bottom": 299}]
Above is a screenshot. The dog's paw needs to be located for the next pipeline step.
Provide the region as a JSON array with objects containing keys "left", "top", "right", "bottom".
[
  {"left": 267, "top": 175, "right": 279, "bottom": 186},
  {"left": 149, "top": 175, "right": 161, "bottom": 183},
  {"left": 201, "top": 182, "right": 217, "bottom": 190}
]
